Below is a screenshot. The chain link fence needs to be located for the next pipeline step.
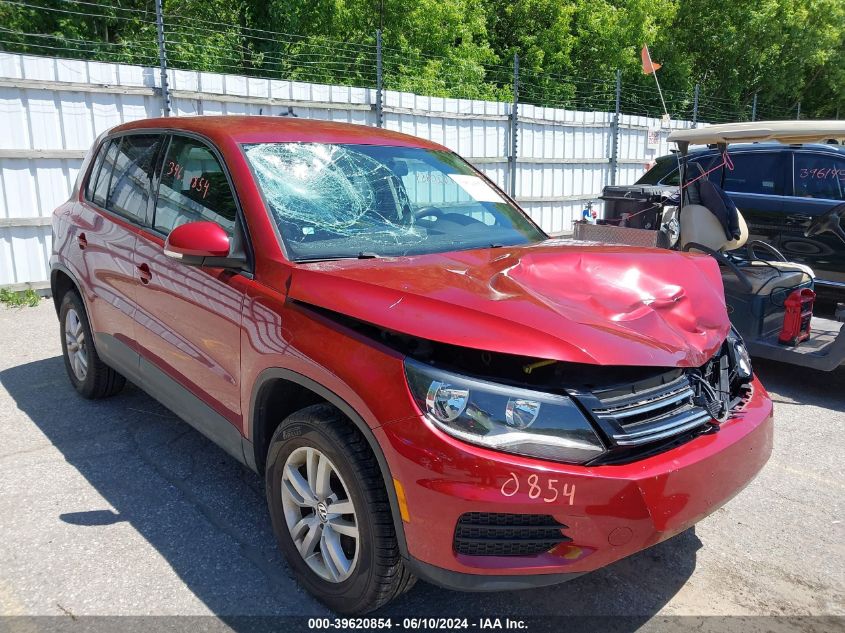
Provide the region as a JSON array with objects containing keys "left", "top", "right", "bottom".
[
  {"left": 0, "top": 0, "right": 806, "bottom": 125},
  {"left": 0, "top": 0, "right": 820, "bottom": 290}
]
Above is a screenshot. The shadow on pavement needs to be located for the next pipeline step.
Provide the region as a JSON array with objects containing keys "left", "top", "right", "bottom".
[
  {"left": 753, "top": 358, "right": 845, "bottom": 409},
  {"left": 59, "top": 509, "right": 126, "bottom": 526},
  {"left": 1, "top": 355, "right": 701, "bottom": 630}
]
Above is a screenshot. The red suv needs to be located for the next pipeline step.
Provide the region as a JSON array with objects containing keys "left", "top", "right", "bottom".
[{"left": 50, "top": 116, "right": 773, "bottom": 613}]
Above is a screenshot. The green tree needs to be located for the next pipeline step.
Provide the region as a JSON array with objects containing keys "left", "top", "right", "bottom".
[
  {"left": 0, "top": 0, "right": 842, "bottom": 120},
  {"left": 568, "top": 0, "right": 679, "bottom": 113},
  {"left": 666, "top": 0, "right": 845, "bottom": 120}
]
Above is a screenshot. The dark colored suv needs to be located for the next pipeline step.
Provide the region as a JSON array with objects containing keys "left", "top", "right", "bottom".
[
  {"left": 51, "top": 116, "right": 772, "bottom": 614},
  {"left": 607, "top": 142, "right": 845, "bottom": 300}
]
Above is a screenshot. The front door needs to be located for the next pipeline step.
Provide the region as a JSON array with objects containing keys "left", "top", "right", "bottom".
[{"left": 133, "top": 134, "right": 250, "bottom": 448}]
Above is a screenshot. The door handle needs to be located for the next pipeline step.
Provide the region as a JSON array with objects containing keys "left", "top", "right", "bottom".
[
  {"left": 137, "top": 263, "right": 152, "bottom": 285},
  {"left": 77, "top": 233, "right": 87, "bottom": 250}
]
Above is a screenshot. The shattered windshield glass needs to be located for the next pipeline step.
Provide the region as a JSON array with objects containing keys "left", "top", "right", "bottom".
[{"left": 243, "top": 143, "right": 545, "bottom": 261}]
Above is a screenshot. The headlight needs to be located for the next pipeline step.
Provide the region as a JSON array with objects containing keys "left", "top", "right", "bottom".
[
  {"left": 727, "top": 328, "right": 753, "bottom": 379},
  {"left": 404, "top": 359, "right": 606, "bottom": 464}
]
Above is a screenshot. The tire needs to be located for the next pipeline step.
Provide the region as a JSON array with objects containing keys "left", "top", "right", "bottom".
[
  {"left": 265, "top": 403, "right": 415, "bottom": 614},
  {"left": 59, "top": 290, "right": 125, "bottom": 399}
]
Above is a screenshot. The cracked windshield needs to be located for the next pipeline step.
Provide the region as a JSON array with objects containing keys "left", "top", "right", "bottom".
[{"left": 243, "top": 143, "right": 545, "bottom": 260}]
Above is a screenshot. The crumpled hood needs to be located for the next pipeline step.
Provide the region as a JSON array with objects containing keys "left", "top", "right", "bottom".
[{"left": 289, "top": 239, "right": 730, "bottom": 367}]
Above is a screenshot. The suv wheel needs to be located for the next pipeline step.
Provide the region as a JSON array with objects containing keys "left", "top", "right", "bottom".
[
  {"left": 265, "top": 404, "right": 415, "bottom": 613},
  {"left": 59, "top": 291, "right": 125, "bottom": 399}
]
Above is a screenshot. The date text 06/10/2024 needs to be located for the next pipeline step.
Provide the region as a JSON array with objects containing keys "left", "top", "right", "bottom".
[{"left": 307, "top": 618, "right": 529, "bottom": 629}]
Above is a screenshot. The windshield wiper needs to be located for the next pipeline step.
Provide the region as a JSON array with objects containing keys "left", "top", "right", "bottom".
[
  {"left": 294, "top": 255, "right": 356, "bottom": 263},
  {"left": 295, "top": 252, "right": 382, "bottom": 264}
]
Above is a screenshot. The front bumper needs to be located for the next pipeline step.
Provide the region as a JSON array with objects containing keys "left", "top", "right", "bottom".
[{"left": 376, "top": 376, "right": 773, "bottom": 586}]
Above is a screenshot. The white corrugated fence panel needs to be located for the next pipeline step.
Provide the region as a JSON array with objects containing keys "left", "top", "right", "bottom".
[{"left": 0, "top": 52, "right": 697, "bottom": 287}]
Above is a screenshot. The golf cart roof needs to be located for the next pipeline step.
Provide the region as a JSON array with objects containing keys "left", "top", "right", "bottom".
[{"left": 667, "top": 120, "right": 845, "bottom": 145}]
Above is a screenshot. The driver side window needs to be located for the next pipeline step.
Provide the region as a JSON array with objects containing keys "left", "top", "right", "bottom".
[{"left": 154, "top": 136, "right": 238, "bottom": 235}]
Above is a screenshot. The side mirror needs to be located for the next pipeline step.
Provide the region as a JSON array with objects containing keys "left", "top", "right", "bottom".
[{"left": 164, "top": 221, "right": 246, "bottom": 269}]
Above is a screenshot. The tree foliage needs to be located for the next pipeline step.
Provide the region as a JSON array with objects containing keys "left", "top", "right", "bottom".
[{"left": 0, "top": 0, "right": 841, "bottom": 120}]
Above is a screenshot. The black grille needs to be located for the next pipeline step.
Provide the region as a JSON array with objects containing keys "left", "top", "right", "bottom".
[
  {"left": 572, "top": 346, "right": 746, "bottom": 458},
  {"left": 453, "top": 513, "right": 570, "bottom": 557},
  {"left": 589, "top": 373, "right": 713, "bottom": 446}
]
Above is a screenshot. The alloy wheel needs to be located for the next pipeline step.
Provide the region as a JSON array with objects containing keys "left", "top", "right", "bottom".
[
  {"left": 64, "top": 308, "right": 88, "bottom": 382},
  {"left": 281, "top": 446, "right": 359, "bottom": 583}
]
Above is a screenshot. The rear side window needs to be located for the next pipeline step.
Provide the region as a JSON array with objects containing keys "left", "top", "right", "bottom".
[
  {"left": 89, "top": 139, "right": 119, "bottom": 208},
  {"left": 105, "top": 135, "right": 162, "bottom": 222},
  {"left": 689, "top": 155, "right": 725, "bottom": 185},
  {"left": 154, "top": 136, "right": 237, "bottom": 235},
  {"left": 635, "top": 155, "right": 720, "bottom": 187},
  {"left": 794, "top": 153, "right": 845, "bottom": 200},
  {"left": 84, "top": 140, "right": 108, "bottom": 203},
  {"left": 722, "top": 152, "right": 785, "bottom": 195},
  {"left": 635, "top": 157, "right": 679, "bottom": 185}
]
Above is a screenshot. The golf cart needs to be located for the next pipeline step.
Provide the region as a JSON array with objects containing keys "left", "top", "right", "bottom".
[{"left": 579, "top": 121, "right": 845, "bottom": 371}]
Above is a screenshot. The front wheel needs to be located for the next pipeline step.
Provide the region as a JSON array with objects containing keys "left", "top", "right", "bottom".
[{"left": 265, "top": 404, "right": 415, "bottom": 613}]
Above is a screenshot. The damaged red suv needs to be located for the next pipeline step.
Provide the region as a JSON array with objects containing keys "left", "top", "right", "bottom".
[{"left": 50, "top": 116, "right": 773, "bottom": 613}]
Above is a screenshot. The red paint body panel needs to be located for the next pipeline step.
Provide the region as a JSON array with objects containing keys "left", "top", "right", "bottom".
[
  {"left": 291, "top": 240, "right": 730, "bottom": 367},
  {"left": 239, "top": 286, "right": 416, "bottom": 433},
  {"left": 52, "top": 116, "right": 774, "bottom": 586},
  {"left": 134, "top": 230, "right": 248, "bottom": 427},
  {"left": 110, "top": 116, "right": 450, "bottom": 151},
  {"left": 62, "top": 200, "right": 142, "bottom": 353}
]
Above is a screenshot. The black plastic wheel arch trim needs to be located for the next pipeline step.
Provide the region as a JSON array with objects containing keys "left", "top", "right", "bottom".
[{"left": 248, "top": 367, "right": 410, "bottom": 558}]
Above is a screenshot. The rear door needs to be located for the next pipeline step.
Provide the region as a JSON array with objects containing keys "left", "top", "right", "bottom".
[
  {"left": 719, "top": 151, "right": 789, "bottom": 247},
  {"left": 133, "top": 133, "right": 250, "bottom": 446},
  {"left": 779, "top": 150, "right": 845, "bottom": 286},
  {"left": 73, "top": 133, "right": 162, "bottom": 368}
]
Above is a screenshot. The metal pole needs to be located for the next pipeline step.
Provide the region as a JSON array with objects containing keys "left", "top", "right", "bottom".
[
  {"left": 751, "top": 93, "right": 758, "bottom": 122},
  {"left": 796, "top": 101, "right": 801, "bottom": 120},
  {"left": 609, "top": 69, "right": 621, "bottom": 185},
  {"left": 155, "top": 0, "right": 170, "bottom": 117},
  {"left": 509, "top": 53, "right": 519, "bottom": 198},
  {"left": 643, "top": 45, "right": 668, "bottom": 118},
  {"left": 376, "top": 29, "right": 384, "bottom": 128},
  {"left": 692, "top": 83, "right": 699, "bottom": 128}
]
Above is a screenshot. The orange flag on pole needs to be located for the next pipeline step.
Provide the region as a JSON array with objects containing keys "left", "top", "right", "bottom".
[
  {"left": 641, "top": 45, "right": 662, "bottom": 75},
  {"left": 640, "top": 44, "right": 669, "bottom": 118}
]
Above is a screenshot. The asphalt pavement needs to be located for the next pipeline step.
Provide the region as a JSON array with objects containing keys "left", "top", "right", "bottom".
[{"left": 0, "top": 301, "right": 842, "bottom": 631}]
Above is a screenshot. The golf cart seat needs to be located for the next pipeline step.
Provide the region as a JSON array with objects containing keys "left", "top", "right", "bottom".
[
  {"left": 679, "top": 203, "right": 749, "bottom": 252},
  {"left": 680, "top": 204, "right": 813, "bottom": 294}
]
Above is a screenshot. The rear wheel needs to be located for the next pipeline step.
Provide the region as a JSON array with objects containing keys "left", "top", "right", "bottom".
[
  {"left": 265, "top": 404, "right": 415, "bottom": 613},
  {"left": 59, "top": 291, "right": 125, "bottom": 399}
]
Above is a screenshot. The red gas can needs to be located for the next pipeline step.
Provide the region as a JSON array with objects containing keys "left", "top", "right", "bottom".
[{"left": 779, "top": 288, "right": 815, "bottom": 346}]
